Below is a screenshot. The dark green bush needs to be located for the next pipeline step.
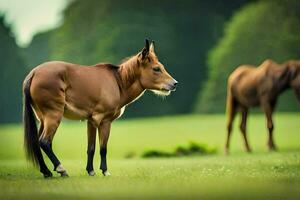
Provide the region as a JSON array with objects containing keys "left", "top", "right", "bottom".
[{"left": 141, "top": 142, "right": 217, "bottom": 158}]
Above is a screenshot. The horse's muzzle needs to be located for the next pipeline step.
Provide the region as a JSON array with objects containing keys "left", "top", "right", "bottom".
[{"left": 168, "top": 80, "right": 178, "bottom": 91}]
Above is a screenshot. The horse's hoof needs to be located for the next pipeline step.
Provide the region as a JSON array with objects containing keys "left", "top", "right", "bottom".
[
  {"left": 88, "top": 170, "right": 96, "bottom": 176},
  {"left": 102, "top": 171, "right": 111, "bottom": 176},
  {"left": 56, "top": 164, "right": 66, "bottom": 173},
  {"left": 55, "top": 164, "right": 68, "bottom": 177},
  {"left": 43, "top": 171, "right": 53, "bottom": 178},
  {"left": 60, "top": 171, "right": 69, "bottom": 177}
]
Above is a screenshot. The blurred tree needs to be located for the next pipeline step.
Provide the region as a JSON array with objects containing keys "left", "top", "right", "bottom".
[
  {"left": 0, "top": 16, "right": 27, "bottom": 123},
  {"left": 21, "top": 30, "right": 53, "bottom": 68},
  {"left": 194, "top": 0, "right": 300, "bottom": 113},
  {"left": 23, "top": 0, "right": 251, "bottom": 118}
]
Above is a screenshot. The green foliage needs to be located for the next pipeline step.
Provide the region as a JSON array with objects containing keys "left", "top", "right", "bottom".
[
  {"left": 142, "top": 142, "right": 216, "bottom": 158},
  {"left": 23, "top": 0, "right": 251, "bottom": 119},
  {"left": 195, "top": 0, "right": 300, "bottom": 113},
  {"left": 21, "top": 30, "right": 53, "bottom": 68},
  {"left": 0, "top": 16, "right": 27, "bottom": 123},
  {"left": 142, "top": 150, "right": 173, "bottom": 158}
]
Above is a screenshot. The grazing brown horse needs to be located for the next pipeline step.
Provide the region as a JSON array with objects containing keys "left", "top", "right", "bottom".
[
  {"left": 23, "top": 39, "right": 178, "bottom": 178},
  {"left": 225, "top": 59, "right": 300, "bottom": 154}
]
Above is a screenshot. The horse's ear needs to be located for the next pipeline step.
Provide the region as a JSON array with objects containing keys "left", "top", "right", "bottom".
[
  {"left": 141, "top": 39, "right": 150, "bottom": 60},
  {"left": 150, "top": 40, "right": 155, "bottom": 53},
  {"left": 145, "top": 39, "right": 150, "bottom": 51}
]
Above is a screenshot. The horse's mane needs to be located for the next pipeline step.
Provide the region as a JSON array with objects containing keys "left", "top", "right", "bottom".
[{"left": 118, "top": 55, "right": 140, "bottom": 88}]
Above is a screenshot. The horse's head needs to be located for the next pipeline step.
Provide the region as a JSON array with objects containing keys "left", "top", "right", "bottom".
[
  {"left": 137, "top": 39, "right": 178, "bottom": 96},
  {"left": 286, "top": 60, "right": 300, "bottom": 100}
]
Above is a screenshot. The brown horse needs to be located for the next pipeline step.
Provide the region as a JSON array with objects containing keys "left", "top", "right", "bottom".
[
  {"left": 23, "top": 39, "right": 178, "bottom": 177},
  {"left": 225, "top": 59, "right": 300, "bottom": 154}
]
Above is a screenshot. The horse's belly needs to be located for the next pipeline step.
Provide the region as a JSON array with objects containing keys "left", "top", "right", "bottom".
[
  {"left": 63, "top": 102, "right": 89, "bottom": 120},
  {"left": 236, "top": 87, "right": 260, "bottom": 107},
  {"left": 239, "top": 97, "right": 260, "bottom": 107}
]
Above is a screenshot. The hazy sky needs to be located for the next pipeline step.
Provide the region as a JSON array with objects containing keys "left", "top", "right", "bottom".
[{"left": 0, "top": 0, "right": 69, "bottom": 47}]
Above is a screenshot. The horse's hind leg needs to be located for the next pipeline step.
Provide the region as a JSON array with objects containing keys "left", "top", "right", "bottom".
[
  {"left": 225, "top": 97, "right": 237, "bottom": 155},
  {"left": 240, "top": 107, "right": 251, "bottom": 153},
  {"left": 39, "top": 112, "right": 68, "bottom": 177},
  {"left": 37, "top": 120, "right": 53, "bottom": 177}
]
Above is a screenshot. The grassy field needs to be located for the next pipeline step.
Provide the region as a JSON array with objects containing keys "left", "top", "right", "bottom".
[{"left": 0, "top": 113, "right": 300, "bottom": 200}]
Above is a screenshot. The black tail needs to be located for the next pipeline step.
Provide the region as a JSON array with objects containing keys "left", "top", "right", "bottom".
[{"left": 23, "top": 74, "right": 44, "bottom": 166}]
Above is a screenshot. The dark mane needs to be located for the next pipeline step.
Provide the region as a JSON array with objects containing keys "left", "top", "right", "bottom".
[
  {"left": 93, "top": 63, "right": 123, "bottom": 91},
  {"left": 118, "top": 55, "right": 140, "bottom": 89},
  {"left": 93, "top": 59, "right": 139, "bottom": 92}
]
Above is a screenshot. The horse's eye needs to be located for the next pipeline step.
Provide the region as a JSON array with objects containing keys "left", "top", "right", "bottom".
[{"left": 153, "top": 67, "right": 161, "bottom": 73}]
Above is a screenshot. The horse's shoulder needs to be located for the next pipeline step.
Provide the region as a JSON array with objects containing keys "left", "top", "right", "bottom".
[
  {"left": 260, "top": 59, "right": 274, "bottom": 66},
  {"left": 259, "top": 59, "right": 281, "bottom": 71},
  {"left": 229, "top": 65, "right": 255, "bottom": 81}
]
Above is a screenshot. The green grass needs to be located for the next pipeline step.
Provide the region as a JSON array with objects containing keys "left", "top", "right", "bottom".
[{"left": 0, "top": 113, "right": 300, "bottom": 200}]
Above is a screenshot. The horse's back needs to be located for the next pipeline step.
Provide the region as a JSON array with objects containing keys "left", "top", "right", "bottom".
[
  {"left": 31, "top": 61, "right": 76, "bottom": 82},
  {"left": 228, "top": 65, "right": 256, "bottom": 86},
  {"left": 30, "top": 61, "right": 75, "bottom": 99},
  {"left": 228, "top": 65, "right": 260, "bottom": 107}
]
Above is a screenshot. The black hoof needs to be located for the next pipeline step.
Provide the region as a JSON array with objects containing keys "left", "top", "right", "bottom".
[
  {"left": 41, "top": 168, "right": 53, "bottom": 178},
  {"left": 43, "top": 171, "right": 53, "bottom": 178}
]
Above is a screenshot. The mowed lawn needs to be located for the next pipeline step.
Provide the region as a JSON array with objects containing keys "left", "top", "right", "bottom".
[{"left": 0, "top": 113, "right": 300, "bottom": 200}]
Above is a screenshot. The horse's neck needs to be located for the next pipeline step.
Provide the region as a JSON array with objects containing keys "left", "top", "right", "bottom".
[
  {"left": 121, "top": 81, "right": 145, "bottom": 106},
  {"left": 272, "top": 65, "right": 291, "bottom": 94},
  {"left": 118, "top": 56, "right": 145, "bottom": 106}
]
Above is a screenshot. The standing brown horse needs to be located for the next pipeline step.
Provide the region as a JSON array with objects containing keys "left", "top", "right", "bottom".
[
  {"left": 225, "top": 59, "right": 300, "bottom": 154},
  {"left": 23, "top": 39, "right": 178, "bottom": 178}
]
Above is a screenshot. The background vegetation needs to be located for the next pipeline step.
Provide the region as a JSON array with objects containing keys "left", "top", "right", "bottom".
[
  {"left": 2, "top": 0, "right": 300, "bottom": 123},
  {"left": 195, "top": 0, "right": 300, "bottom": 113},
  {"left": 0, "top": 17, "right": 27, "bottom": 123},
  {"left": 1, "top": 0, "right": 253, "bottom": 122}
]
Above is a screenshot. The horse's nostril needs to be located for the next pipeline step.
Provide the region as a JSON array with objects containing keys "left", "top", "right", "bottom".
[{"left": 169, "top": 80, "right": 178, "bottom": 90}]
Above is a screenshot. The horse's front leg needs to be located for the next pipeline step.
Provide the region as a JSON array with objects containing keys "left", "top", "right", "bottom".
[
  {"left": 98, "top": 121, "right": 112, "bottom": 176},
  {"left": 86, "top": 121, "right": 97, "bottom": 176},
  {"left": 261, "top": 100, "right": 277, "bottom": 151}
]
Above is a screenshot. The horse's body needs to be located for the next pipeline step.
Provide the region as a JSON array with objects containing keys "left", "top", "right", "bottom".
[
  {"left": 226, "top": 59, "right": 300, "bottom": 153},
  {"left": 23, "top": 40, "right": 177, "bottom": 177},
  {"left": 28, "top": 61, "right": 130, "bottom": 125}
]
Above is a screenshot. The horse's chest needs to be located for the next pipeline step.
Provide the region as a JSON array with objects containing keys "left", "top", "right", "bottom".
[
  {"left": 88, "top": 106, "right": 126, "bottom": 127},
  {"left": 117, "top": 106, "right": 126, "bottom": 119},
  {"left": 105, "top": 106, "right": 126, "bottom": 120}
]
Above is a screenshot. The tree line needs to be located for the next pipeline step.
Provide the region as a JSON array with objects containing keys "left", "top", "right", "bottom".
[{"left": 1, "top": 0, "right": 299, "bottom": 123}]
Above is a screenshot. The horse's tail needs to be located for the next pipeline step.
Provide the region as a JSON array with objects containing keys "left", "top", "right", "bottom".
[{"left": 23, "top": 73, "right": 43, "bottom": 166}]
